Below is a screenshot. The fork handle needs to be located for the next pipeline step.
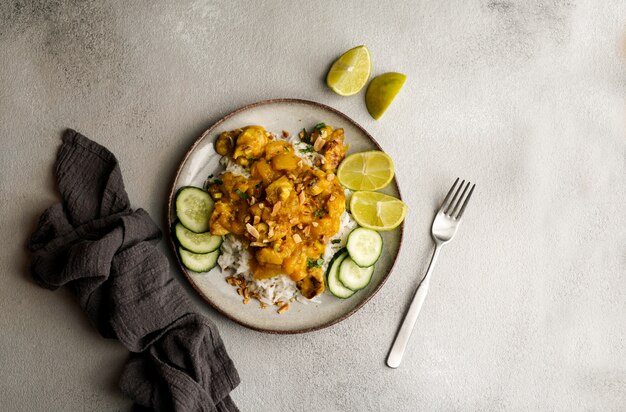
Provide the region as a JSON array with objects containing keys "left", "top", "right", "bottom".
[{"left": 386, "top": 244, "right": 442, "bottom": 368}]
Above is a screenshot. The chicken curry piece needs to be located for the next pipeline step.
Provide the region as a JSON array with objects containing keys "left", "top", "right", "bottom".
[{"left": 208, "top": 125, "right": 347, "bottom": 298}]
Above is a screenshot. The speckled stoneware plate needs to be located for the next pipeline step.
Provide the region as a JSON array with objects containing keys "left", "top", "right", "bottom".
[{"left": 167, "top": 99, "right": 403, "bottom": 334}]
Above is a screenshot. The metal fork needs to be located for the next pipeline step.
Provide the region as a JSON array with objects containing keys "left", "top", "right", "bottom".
[{"left": 387, "top": 178, "right": 475, "bottom": 368}]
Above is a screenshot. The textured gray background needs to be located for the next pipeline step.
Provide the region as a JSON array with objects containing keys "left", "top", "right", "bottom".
[{"left": 1, "top": 1, "right": 625, "bottom": 411}]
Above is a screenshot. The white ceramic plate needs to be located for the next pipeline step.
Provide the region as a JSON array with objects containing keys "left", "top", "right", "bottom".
[{"left": 167, "top": 99, "right": 403, "bottom": 333}]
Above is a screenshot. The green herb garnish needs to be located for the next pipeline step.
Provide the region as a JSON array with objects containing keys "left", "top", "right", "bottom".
[
  {"left": 313, "top": 209, "right": 326, "bottom": 218},
  {"left": 331, "top": 239, "right": 341, "bottom": 244},
  {"left": 299, "top": 144, "right": 314, "bottom": 154},
  {"left": 234, "top": 188, "right": 249, "bottom": 200},
  {"left": 314, "top": 122, "right": 326, "bottom": 131},
  {"left": 307, "top": 257, "right": 325, "bottom": 268}
]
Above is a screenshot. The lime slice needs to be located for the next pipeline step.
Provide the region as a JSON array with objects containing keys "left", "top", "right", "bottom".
[
  {"left": 337, "top": 150, "right": 395, "bottom": 191},
  {"left": 326, "top": 45, "right": 372, "bottom": 96},
  {"left": 365, "top": 72, "right": 406, "bottom": 120},
  {"left": 350, "top": 191, "right": 407, "bottom": 231}
]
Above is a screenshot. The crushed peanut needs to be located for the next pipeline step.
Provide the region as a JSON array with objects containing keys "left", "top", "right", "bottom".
[
  {"left": 313, "top": 136, "right": 326, "bottom": 151},
  {"left": 292, "top": 234, "right": 302, "bottom": 244},
  {"left": 271, "top": 201, "right": 282, "bottom": 216},
  {"left": 246, "top": 223, "right": 260, "bottom": 238},
  {"left": 277, "top": 303, "right": 289, "bottom": 314}
]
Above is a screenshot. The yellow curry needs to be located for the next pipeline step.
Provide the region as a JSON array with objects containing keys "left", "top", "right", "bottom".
[{"left": 207, "top": 125, "right": 347, "bottom": 299}]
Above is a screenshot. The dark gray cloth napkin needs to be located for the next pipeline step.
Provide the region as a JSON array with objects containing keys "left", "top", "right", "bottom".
[{"left": 28, "top": 129, "right": 240, "bottom": 411}]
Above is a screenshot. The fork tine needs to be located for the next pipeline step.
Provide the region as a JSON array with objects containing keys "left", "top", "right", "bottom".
[
  {"left": 455, "top": 183, "right": 475, "bottom": 219},
  {"left": 450, "top": 181, "right": 471, "bottom": 218},
  {"left": 439, "top": 178, "right": 459, "bottom": 212},
  {"left": 444, "top": 179, "right": 465, "bottom": 215}
]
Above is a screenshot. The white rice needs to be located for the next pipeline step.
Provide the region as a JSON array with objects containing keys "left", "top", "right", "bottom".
[
  {"left": 322, "top": 208, "right": 357, "bottom": 270},
  {"left": 290, "top": 139, "right": 325, "bottom": 167},
  {"left": 218, "top": 235, "right": 304, "bottom": 305},
  {"left": 215, "top": 131, "right": 356, "bottom": 306},
  {"left": 220, "top": 156, "right": 250, "bottom": 178}
]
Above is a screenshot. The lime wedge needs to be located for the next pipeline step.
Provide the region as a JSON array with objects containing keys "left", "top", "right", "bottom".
[
  {"left": 326, "top": 46, "right": 372, "bottom": 96},
  {"left": 365, "top": 72, "right": 406, "bottom": 120},
  {"left": 350, "top": 191, "right": 407, "bottom": 231},
  {"left": 337, "top": 151, "right": 395, "bottom": 191}
]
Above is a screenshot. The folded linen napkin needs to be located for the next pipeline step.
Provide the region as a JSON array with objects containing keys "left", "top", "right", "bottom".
[{"left": 28, "top": 129, "right": 240, "bottom": 411}]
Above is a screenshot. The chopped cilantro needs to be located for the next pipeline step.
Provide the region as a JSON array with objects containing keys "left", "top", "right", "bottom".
[
  {"left": 234, "top": 188, "right": 249, "bottom": 200},
  {"left": 299, "top": 144, "right": 314, "bottom": 154},
  {"left": 314, "top": 122, "right": 326, "bottom": 130},
  {"left": 313, "top": 209, "right": 326, "bottom": 218},
  {"left": 331, "top": 239, "right": 341, "bottom": 244},
  {"left": 307, "top": 257, "right": 325, "bottom": 268}
]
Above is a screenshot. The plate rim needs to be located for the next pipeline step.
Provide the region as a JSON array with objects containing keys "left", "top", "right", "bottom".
[{"left": 167, "top": 98, "right": 404, "bottom": 334}]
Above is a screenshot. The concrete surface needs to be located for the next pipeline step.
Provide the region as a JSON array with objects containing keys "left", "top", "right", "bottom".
[{"left": 1, "top": 1, "right": 625, "bottom": 411}]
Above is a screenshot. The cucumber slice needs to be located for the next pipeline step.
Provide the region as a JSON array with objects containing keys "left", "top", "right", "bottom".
[
  {"left": 175, "top": 187, "right": 214, "bottom": 233},
  {"left": 326, "top": 249, "right": 355, "bottom": 299},
  {"left": 175, "top": 223, "right": 222, "bottom": 254},
  {"left": 178, "top": 247, "right": 219, "bottom": 273},
  {"left": 346, "top": 227, "right": 383, "bottom": 267},
  {"left": 338, "top": 256, "right": 374, "bottom": 291}
]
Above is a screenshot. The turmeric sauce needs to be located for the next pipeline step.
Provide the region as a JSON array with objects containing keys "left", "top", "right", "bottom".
[{"left": 208, "top": 125, "right": 347, "bottom": 299}]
